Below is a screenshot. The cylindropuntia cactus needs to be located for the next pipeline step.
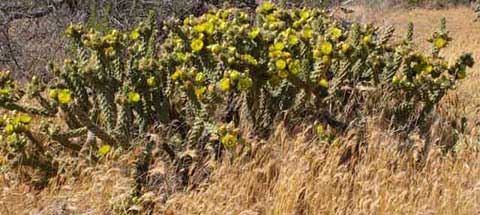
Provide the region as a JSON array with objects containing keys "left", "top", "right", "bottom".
[{"left": 0, "top": 3, "right": 475, "bottom": 184}]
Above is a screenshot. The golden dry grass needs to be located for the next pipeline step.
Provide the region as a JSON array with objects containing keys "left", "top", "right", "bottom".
[
  {"left": 165, "top": 124, "right": 480, "bottom": 215},
  {"left": 2, "top": 6, "right": 480, "bottom": 215},
  {"left": 1, "top": 158, "right": 134, "bottom": 214}
]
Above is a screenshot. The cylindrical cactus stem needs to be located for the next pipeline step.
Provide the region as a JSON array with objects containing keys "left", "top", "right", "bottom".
[
  {"left": 33, "top": 92, "right": 56, "bottom": 115},
  {"left": 22, "top": 130, "right": 45, "bottom": 154},
  {"left": 185, "top": 84, "right": 201, "bottom": 110},
  {"left": 111, "top": 57, "right": 124, "bottom": 81},
  {"left": 56, "top": 127, "right": 88, "bottom": 139},
  {"left": 97, "top": 89, "right": 117, "bottom": 132},
  {"left": 385, "top": 54, "right": 402, "bottom": 81},
  {"left": 132, "top": 140, "right": 154, "bottom": 198},
  {"left": 331, "top": 61, "right": 351, "bottom": 90},
  {"left": 132, "top": 99, "right": 149, "bottom": 134},
  {"left": 66, "top": 104, "right": 122, "bottom": 146},
  {"left": 115, "top": 102, "right": 132, "bottom": 144},
  {"left": 187, "top": 117, "right": 204, "bottom": 146},
  {"left": 71, "top": 76, "right": 90, "bottom": 111},
  {"left": 49, "top": 132, "right": 83, "bottom": 152},
  {"left": 140, "top": 88, "right": 154, "bottom": 124},
  {"left": 406, "top": 22, "right": 414, "bottom": 44},
  {"left": 152, "top": 88, "right": 170, "bottom": 123},
  {"left": 60, "top": 106, "right": 83, "bottom": 129},
  {"left": 379, "top": 25, "right": 395, "bottom": 46},
  {"left": 2, "top": 102, "right": 51, "bottom": 116},
  {"left": 287, "top": 75, "right": 320, "bottom": 99},
  {"left": 439, "top": 17, "right": 447, "bottom": 34}
]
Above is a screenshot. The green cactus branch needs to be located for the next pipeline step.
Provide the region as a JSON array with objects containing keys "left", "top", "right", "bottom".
[
  {"left": 1, "top": 102, "right": 53, "bottom": 116},
  {"left": 65, "top": 104, "right": 123, "bottom": 147}
]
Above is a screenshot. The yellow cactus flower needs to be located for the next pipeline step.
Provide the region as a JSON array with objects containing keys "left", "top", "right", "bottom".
[
  {"left": 434, "top": 37, "right": 446, "bottom": 49},
  {"left": 195, "top": 86, "right": 207, "bottom": 98},
  {"left": 183, "top": 17, "right": 192, "bottom": 26},
  {"left": 320, "top": 42, "right": 333, "bottom": 55},
  {"left": 229, "top": 70, "right": 240, "bottom": 81},
  {"left": 242, "top": 54, "right": 258, "bottom": 66},
  {"left": 219, "top": 78, "right": 231, "bottom": 92},
  {"left": 204, "top": 22, "right": 214, "bottom": 35},
  {"left": 130, "top": 30, "right": 140, "bottom": 40},
  {"left": 313, "top": 49, "right": 322, "bottom": 59},
  {"left": 6, "top": 133, "right": 18, "bottom": 144},
  {"left": 58, "top": 89, "right": 72, "bottom": 104},
  {"left": 171, "top": 69, "right": 184, "bottom": 81},
  {"left": 275, "top": 59, "right": 287, "bottom": 70},
  {"left": 269, "top": 50, "right": 282, "bottom": 58},
  {"left": 18, "top": 114, "right": 32, "bottom": 124},
  {"left": 329, "top": 27, "right": 342, "bottom": 39},
  {"left": 237, "top": 77, "right": 253, "bottom": 91},
  {"left": 266, "top": 14, "right": 276, "bottom": 23},
  {"left": 292, "top": 21, "right": 302, "bottom": 29},
  {"left": 362, "top": 35, "right": 372, "bottom": 44},
  {"left": 193, "top": 24, "right": 206, "bottom": 33},
  {"left": 207, "top": 44, "right": 221, "bottom": 54},
  {"left": 300, "top": 10, "right": 310, "bottom": 19},
  {"left": 278, "top": 70, "right": 289, "bottom": 78},
  {"left": 322, "top": 55, "right": 331, "bottom": 64},
  {"left": 258, "top": 2, "right": 275, "bottom": 13},
  {"left": 341, "top": 43, "right": 350, "bottom": 53},
  {"left": 218, "top": 20, "right": 227, "bottom": 31},
  {"left": 0, "top": 88, "right": 10, "bottom": 95},
  {"left": 316, "top": 124, "right": 325, "bottom": 137},
  {"left": 127, "top": 92, "right": 141, "bottom": 103},
  {"left": 174, "top": 51, "right": 185, "bottom": 61},
  {"left": 4, "top": 124, "right": 14, "bottom": 135},
  {"left": 173, "top": 38, "right": 183, "bottom": 47},
  {"left": 288, "top": 60, "right": 301, "bottom": 75},
  {"left": 302, "top": 28, "right": 313, "bottom": 39},
  {"left": 273, "top": 42, "right": 285, "bottom": 51},
  {"left": 221, "top": 133, "right": 238, "bottom": 148},
  {"left": 147, "top": 77, "right": 156, "bottom": 87},
  {"left": 195, "top": 72, "right": 205, "bottom": 83},
  {"left": 248, "top": 28, "right": 260, "bottom": 39},
  {"left": 288, "top": 35, "right": 299, "bottom": 46},
  {"left": 424, "top": 65, "right": 433, "bottom": 73},
  {"left": 319, "top": 79, "right": 329, "bottom": 88},
  {"left": 221, "top": 10, "right": 230, "bottom": 19},
  {"left": 191, "top": 38, "right": 204, "bottom": 52},
  {"left": 98, "top": 145, "right": 112, "bottom": 156},
  {"left": 227, "top": 46, "right": 237, "bottom": 55}
]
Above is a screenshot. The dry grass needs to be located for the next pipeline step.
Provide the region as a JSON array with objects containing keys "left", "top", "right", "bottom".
[
  {"left": 2, "top": 6, "right": 480, "bottom": 215},
  {"left": 1, "top": 157, "right": 134, "bottom": 214},
  {"left": 165, "top": 124, "right": 480, "bottom": 215}
]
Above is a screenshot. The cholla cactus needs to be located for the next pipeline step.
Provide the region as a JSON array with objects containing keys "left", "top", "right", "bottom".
[
  {"left": 0, "top": 3, "right": 475, "bottom": 182},
  {"left": 50, "top": 11, "right": 169, "bottom": 146},
  {"left": 0, "top": 13, "right": 168, "bottom": 175},
  {"left": 161, "top": 3, "right": 474, "bottom": 137}
]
